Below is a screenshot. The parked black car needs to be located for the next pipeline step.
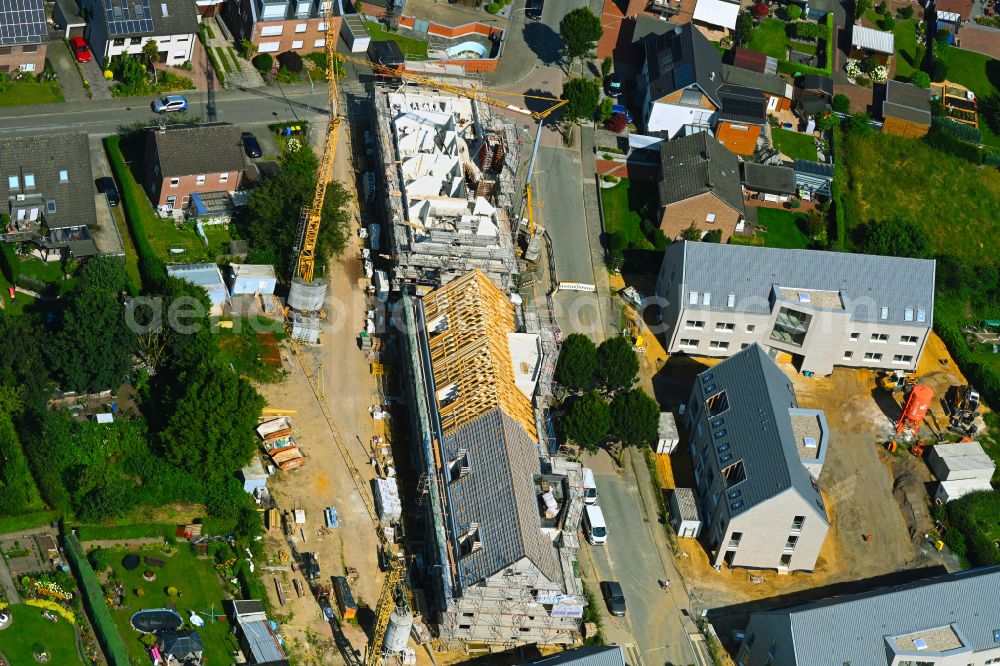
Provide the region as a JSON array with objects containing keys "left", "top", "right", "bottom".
[
  {"left": 242, "top": 132, "right": 263, "bottom": 158},
  {"left": 600, "top": 580, "right": 626, "bottom": 617},
  {"left": 96, "top": 176, "right": 120, "bottom": 206}
]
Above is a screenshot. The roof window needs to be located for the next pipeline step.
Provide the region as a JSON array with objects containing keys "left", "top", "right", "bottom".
[
  {"left": 23, "top": 174, "right": 34, "bottom": 189},
  {"left": 904, "top": 308, "right": 913, "bottom": 321},
  {"left": 913, "top": 638, "right": 927, "bottom": 651},
  {"left": 917, "top": 309, "right": 926, "bottom": 322},
  {"left": 702, "top": 292, "right": 711, "bottom": 306},
  {"left": 803, "top": 437, "right": 817, "bottom": 448},
  {"left": 59, "top": 170, "right": 68, "bottom": 183},
  {"left": 727, "top": 293, "right": 735, "bottom": 308},
  {"left": 7, "top": 176, "right": 17, "bottom": 189},
  {"left": 798, "top": 292, "right": 810, "bottom": 303},
  {"left": 880, "top": 306, "right": 889, "bottom": 320}
]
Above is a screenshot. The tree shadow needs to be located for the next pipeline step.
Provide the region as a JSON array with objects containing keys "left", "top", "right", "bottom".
[
  {"left": 650, "top": 352, "right": 710, "bottom": 408},
  {"left": 522, "top": 21, "right": 563, "bottom": 67},
  {"left": 522, "top": 86, "right": 562, "bottom": 117},
  {"left": 987, "top": 57, "right": 1000, "bottom": 94}
]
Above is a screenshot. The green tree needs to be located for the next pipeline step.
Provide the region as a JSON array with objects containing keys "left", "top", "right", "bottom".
[
  {"left": 910, "top": 71, "right": 931, "bottom": 88},
  {"left": 786, "top": 4, "right": 802, "bottom": 20},
  {"left": 598, "top": 97, "right": 614, "bottom": 122},
  {"left": 737, "top": 12, "right": 754, "bottom": 45},
  {"left": 159, "top": 362, "right": 265, "bottom": 482},
  {"left": 596, "top": 336, "right": 638, "bottom": 392},
  {"left": 832, "top": 93, "right": 851, "bottom": 113},
  {"left": 562, "top": 391, "right": 610, "bottom": 452},
  {"left": 0, "top": 412, "right": 37, "bottom": 516},
  {"left": 980, "top": 94, "right": 1000, "bottom": 134},
  {"left": 561, "top": 77, "right": 601, "bottom": 122},
  {"left": 610, "top": 389, "right": 659, "bottom": 447},
  {"left": 681, "top": 223, "right": 702, "bottom": 241},
  {"left": 236, "top": 146, "right": 351, "bottom": 276},
  {"left": 816, "top": 111, "right": 839, "bottom": 131},
  {"left": 141, "top": 40, "right": 160, "bottom": 67},
  {"left": 555, "top": 333, "right": 597, "bottom": 390},
  {"left": 702, "top": 229, "right": 722, "bottom": 243},
  {"left": 601, "top": 56, "right": 613, "bottom": 77},
  {"left": 559, "top": 8, "right": 602, "bottom": 65},
  {"left": 47, "top": 270, "right": 138, "bottom": 394},
  {"left": 857, "top": 217, "right": 931, "bottom": 259}
]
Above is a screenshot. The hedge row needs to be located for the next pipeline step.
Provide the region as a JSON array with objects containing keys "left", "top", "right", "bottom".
[
  {"left": 934, "top": 315, "right": 1000, "bottom": 409},
  {"left": 103, "top": 136, "right": 167, "bottom": 291},
  {"left": 776, "top": 14, "right": 835, "bottom": 77},
  {"left": 65, "top": 532, "right": 130, "bottom": 666},
  {"left": 0, "top": 509, "right": 60, "bottom": 534}
]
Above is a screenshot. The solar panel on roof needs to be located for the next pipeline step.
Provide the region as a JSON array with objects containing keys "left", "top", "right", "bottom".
[
  {"left": 0, "top": 0, "right": 47, "bottom": 46},
  {"left": 105, "top": 0, "right": 153, "bottom": 35},
  {"left": 674, "top": 63, "right": 694, "bottom": 88}
]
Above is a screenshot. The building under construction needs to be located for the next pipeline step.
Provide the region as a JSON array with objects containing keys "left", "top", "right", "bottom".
[
  {"left": 400, "top": 270, "right": 587, "bottom": 649},
  {"left": 372, "top": 86, "right": 521, "bottom": 293}
]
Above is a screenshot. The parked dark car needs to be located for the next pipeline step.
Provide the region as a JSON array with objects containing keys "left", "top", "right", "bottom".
[
  {"left": 242, "top": 132, "right": 263, "bottom": 158},
  {"left": 600, "top": 580, "right": 626, "bottom": 617},
  {"left": 525, "top": 0, "right": 543, "bottom": 19},
  {"left": 96, "top": 177, "right": 120, "bottom": 206}
]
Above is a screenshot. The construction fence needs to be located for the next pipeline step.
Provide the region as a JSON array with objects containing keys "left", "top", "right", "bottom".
[{"left": 65, "top": 531, "right": 130, "bottom": 666}]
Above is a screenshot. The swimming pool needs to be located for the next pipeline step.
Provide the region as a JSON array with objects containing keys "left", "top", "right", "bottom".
[
  {"left": 445, "top": 41, "right": 488, "bottom": 58},
  {"left": 130, "top": 609, "right": 183, "bottom": 634}
]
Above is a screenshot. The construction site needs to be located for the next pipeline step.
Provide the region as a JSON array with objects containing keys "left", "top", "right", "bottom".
[{"left": 371, "top": 86, "right": 523, "bottom": 292}]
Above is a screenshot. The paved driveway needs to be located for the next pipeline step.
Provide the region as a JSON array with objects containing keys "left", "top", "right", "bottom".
[
  {"left": 47, "top": 39, "right": 90, "bottom": 102},
  {"left": 79, "top": 53, "right": 115, "bottom": 99},
  {"left": 956, "top": 25, "right": 1000, "bottom": 58}
]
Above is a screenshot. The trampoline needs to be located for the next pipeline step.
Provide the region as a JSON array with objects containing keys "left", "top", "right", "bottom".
[
  {"left": 121, "top": 554, "right": 141, "bottom": 571},
  {"left": 130, "top": 609, "right": 183, "bottom": 634}
]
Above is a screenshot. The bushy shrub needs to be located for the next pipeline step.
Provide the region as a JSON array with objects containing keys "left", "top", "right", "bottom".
[
  {"left": 898, "top": 4, "right": 913, "bottom": 18},
  {"left": 910, "top": 70, "right": 930, "bottom": 88},
  {"left": 786, "top": 4, "right": 802, "bottom": 20},
  {"left": 486, "top": 2, "right": 501, "bottom": 12},
  {"left": 832, "top": 93, "right": 850, "bottom": 113},
  {"left": 751, "top": 2, "right": 769, "bottom": 18},
  {"left": 252, "top": 53, "right": 273, "bottom": 72},
  {"left": 793, "top": 21, "right": 822, "bottom": 39},
  {"left": 278, "top": 51, "right": 304, "bottom": 73},
  {"left": 932, "top": 116, "right": 982, "bottom": 144}
]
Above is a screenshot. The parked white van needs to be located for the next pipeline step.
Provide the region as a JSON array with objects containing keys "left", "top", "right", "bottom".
[
  {"left": 582, "top": 468, "right": 598, "bottom": 505},
  {"left": 583, "top": 505, "right": 607, "bottom": 545}
]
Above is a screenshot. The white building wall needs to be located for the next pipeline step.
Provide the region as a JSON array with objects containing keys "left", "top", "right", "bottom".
[
  {"left": 105, "top": 33, "right": 194, "bottom": 65},
  {"left": 646, "top": 103, "right": 715, "bottom": 137}
]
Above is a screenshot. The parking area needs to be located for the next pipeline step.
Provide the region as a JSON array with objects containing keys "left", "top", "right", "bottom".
[{"left": 46, "top": 38, "right": 89, "bottom": 102}]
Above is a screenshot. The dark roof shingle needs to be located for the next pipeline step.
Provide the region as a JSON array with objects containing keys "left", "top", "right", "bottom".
[
  {"left": 717, "top": 82, "right": 767, "bottom": 124},
  {"left": 148, "top": 123, "right": 245, "bottom": 177},
  {"left": 883, "top": 79, "right": 932, "bottom": 126},
  {"left": 643, "top": 23, "right": 724, "bottom": 107},
  {"left": 658, "top": 133, "right": 743, "bottom": 214},
  {"left": 742, "top": 162, "right": 796, "bottom": 195}
]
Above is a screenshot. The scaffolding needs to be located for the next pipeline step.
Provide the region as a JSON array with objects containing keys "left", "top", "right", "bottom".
[{"left": 372, "top": 85, "right": 520, "bottom": 293}]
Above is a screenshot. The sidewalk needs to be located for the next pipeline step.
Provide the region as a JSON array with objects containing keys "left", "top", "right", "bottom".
[{"left": 580, "top": 125, "right": 619, "bottom": 340}]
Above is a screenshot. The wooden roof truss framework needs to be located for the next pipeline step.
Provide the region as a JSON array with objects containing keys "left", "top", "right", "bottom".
[{"left": 423, "top": 270, "right": 537, "bottom": 441}]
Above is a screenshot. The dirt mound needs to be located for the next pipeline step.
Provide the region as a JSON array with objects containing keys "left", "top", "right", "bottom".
[{"left": 889, "top": 454, "right": 935, "bottom": 543}]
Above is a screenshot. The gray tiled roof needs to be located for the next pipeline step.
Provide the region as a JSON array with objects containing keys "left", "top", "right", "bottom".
[
  {"left": 722, "top": 64, "right": 789, "bottom": 98},
  {"left": 741, "top": 162, "right": 796, "bottom": 195},
  {"left": 521, "top": 646, "right": 626, "bottom": 666},
  {"left": 147, "top": 123, "right": 245, "bottom": 177},
  {"left": 643, "top": 23, "right": 724, "bottom": 108},
  {"left": 883, "top": 79, "right": 932, "bottom": 126},
  {"left": 750, "top": 566, "right": 1000, "bottom": 665},
  {"left": 445, "top": 409, "right": 562, "bottom": 588},
  {"left": 667, "top": 241, "right": 935, "bottom": 325},
  {"left": 0, "top": 132, "right": 97, "bottom": 231},
  {"left": 692, "top": 344, "right": 827, "bottom": 519},
  {"left": 658, "top": 133, "right": 744, "bottom": 214}
]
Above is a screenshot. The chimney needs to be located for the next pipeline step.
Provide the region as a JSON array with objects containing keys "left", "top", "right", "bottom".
[{"left": 158, "top": 122, "right": 166, "bottom": 134}]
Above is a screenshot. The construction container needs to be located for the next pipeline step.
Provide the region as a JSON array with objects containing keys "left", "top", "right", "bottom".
[
  {"left": 375, "top": 477, "right": 402, "bottom": 525},
  {"left": 333, "top": 575, "right": 357, "bottom": 620},
  {"left": 256, "top": 417, "right": 292, "bottom": 441},
  {"left": 657, "top": 412, "right": 680, "bottom": 454}
]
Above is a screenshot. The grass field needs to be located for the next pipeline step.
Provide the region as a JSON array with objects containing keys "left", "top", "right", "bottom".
[
  {"left": 0, "top": 80, "right": 64, "bottom": 107},
  {"left": 841, "top": 130, "right": 1000, "bottom": 264},
  {"left": 143, "top": 218, "right": 231, "bottom": 265},
  {"left": 0, "top": 604, "right": 84, "bottom": 664},
  {"left": 364, "top": 21, "right": 429, "bottom": 59},
  {"left": 601, "top": 178, "right": 657, "bottom": 250},
  {"left": 938, "top": 46, "right": 1000, "bottom": 99},
  {"left": 771, "top": 128, "right": 818, "bottom": 160},
  {"left": 104, "top": 545, "right": 240, "bottom": 665},
  {"left": 755, "top": 208, "right": 811, "bottom": 249},
  {"left": 890, "top": 19, "right": 920, "bottom": 79},
  {"left": 748, "top": 19, "right": 790, "bottom": 59}
]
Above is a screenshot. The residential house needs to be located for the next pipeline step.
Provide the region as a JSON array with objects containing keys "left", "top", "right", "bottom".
[
  {"left": 0, "top": 0, "right": 47, "bottom": 73},
  {"left": 691, "top": 0, "right": 740, "bottom": 41},
  {"left": 80, "top": 0, "right": 198, "bottom": 66},
  {"left": 657, "top": 133, "right": 744, "bottom": 241},
  {"left": 158, "top": 630, "right": 204, "bottom": 664},
  {"left": 736, "top": 566, "right": 1000, "bottom": 665},
  {"left": 850, "top": 25, "right": 894, "bottom": 64},
  {"left": 166, "top": 263, "right": 228, "bottom": 310},
  {"left": 730, "top": 47, "right": 777, "bottom": 75},
  {"left": 715, "top": 83, "right": 767, "bottom": 155},
  {"left": 723, "top": 64, "right": 793, "bottom": 115},
  {"left": 228, "top": 599, "right": 291, "bottom": 666},
  {"left": 881, "top": 79, "right": 932, "bottom": 138},
  {"left": 638, "top": 23, "right": 724, "bottom": 137},
  {"left": 223, "top": 0, "right": 340, "bottom": 56},
  {"left": 520, "top": 646, "right": 626, "bottom": 666},
  {"left": 655, "top": 241, "right": 936, "bottom": 375},
  {"left": 683, "top": 344, "right": 830, "bottom": 572},
  {"left": 419, "top": 270, "right": 585, "bottom": 646},
  {"left": 792, "top": 159, "right": 833, "bottom": 198},
  {"left": 0, "top": 133, "right": 100, "bottom": 258},
  {"left": 142, "top": 122, "right": 245, "bottom": 215},
  {"left": 742, "top": 162, "right": 796, "bottom": 202}
]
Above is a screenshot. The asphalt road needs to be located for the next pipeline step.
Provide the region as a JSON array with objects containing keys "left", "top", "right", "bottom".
[
  {"left": 582, "top": 452, "right": 700, "bottom": 666},
  {"left": 0, "top": 84, "right": 324, "bottom": 137}
]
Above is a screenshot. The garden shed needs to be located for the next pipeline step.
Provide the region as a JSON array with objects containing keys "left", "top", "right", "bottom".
[
  {"left": 669, "top": 488, "right": 702, "bottom": 538},
  {"left": 850, "top": 25, "right": 894, "bottom": 64}
]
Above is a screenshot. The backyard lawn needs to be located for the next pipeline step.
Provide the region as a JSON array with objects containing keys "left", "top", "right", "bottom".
[
  {"left": 755, "top": 208, "right": 811, "bottom": 249},
  {"left": 0, "top": 80, "right": 64, "bottom": 107},
  {"left": 748, "top": 19, "right": 790, "bottom": 60},
  {"left": 102, "top": 544, "right": 240, "bottom": 665},
  {"left": 841, "top": 130, "right": 1000, "bottom": 264},
  {"left": 364, "top": 21, "right": 429, "bottom": 59},
  {"left": 890, "top": 19, "right": 920, "bottom": 79},
  {"left": 0, "top": 603, "right": 84, "bottom": 664},
  {"left": 601, "top": 178, "right": 658, "bottom": 250},
  {"left": 143, "top": 217, "right": 231, "bottom": 265},
  {"left": 771, "top": 128, "right": 818, "bottom": 160},
  {"left": 937, "top": 46, "right": 1000, "bottom": 99}
]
